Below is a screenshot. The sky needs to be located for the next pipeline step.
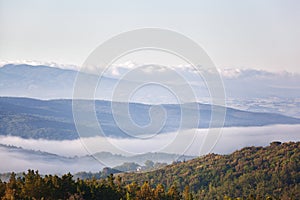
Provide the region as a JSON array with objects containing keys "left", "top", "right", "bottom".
[{"left": 0, "top": 0, "right": 299, "bottom": 72}]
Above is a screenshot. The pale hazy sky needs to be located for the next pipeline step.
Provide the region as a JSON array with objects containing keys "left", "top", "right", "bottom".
[{"left": 0, "top": 0, "right": 299, "bottom": 72}]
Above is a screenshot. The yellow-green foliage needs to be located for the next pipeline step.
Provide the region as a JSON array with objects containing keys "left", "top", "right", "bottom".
[{"left": 0, "top": 142, "right": 299, "bottom": 200}]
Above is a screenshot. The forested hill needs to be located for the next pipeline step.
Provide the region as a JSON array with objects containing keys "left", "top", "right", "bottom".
[
  {"left": 0, "top": 142, "right": 299, "bottom": 199},
  {"left": 1, "top": 97, "right": 300, "bottom": 140},
  {"left": 122, "top": 141, "right": 300, "bottom": 199}
]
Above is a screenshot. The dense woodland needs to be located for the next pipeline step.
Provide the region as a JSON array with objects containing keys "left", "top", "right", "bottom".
[{"left": 0, "top": 141, "right": 299, "bottom": 199}]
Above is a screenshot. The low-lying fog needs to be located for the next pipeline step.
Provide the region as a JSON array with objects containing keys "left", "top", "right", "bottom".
[{"left": 0, "top": 124, "right": 299, "bottom": 174}]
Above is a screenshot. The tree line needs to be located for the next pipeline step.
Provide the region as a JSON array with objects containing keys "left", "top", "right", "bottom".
[{"left": 0, "top": 170, "right": 185, "bottom": 200}]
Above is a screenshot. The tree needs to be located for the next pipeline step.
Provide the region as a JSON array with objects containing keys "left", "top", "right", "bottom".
[
  {"left": 0, "top": 180, "right": 5, "bottom": 198},
  {"left": 2, "top": 172, "right": 20, "bottom": 200},
  {"left": 137, "top": 181, "right": 153, "bottom": 200},
  {"left": 60, "top": 173, "right": 76, "bottom": 199},
  {"left": 167, "top": 184, "right": 181, "bottom": 200},
  {"left": 154, "top": 183, "right": 166, "bottom": 200},
  {"left": 183, "top": 185, "right": 193, "bottom": 200},
  {"left": 126, "top": 181, "right": 139, "bottom": 200}
]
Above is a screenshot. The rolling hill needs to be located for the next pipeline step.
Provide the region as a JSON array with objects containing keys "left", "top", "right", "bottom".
[
  {"left": 121, "top": 141, "right": 300, "bottom": 199},
  {"left": 0, "top": 97, "right": 300, "bottom": 140}
]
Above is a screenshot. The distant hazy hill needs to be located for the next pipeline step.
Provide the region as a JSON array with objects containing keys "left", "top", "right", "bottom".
[
  {"left": 0, "top": 64, "right": 116, "bottom": 99},
  {"left": 0, "top": 144, "right": 194, "bottom": 174},
  {"left": 0, "top": 97, "right": 300, "bottom": 140},
  {"left": 1, "top": 63, "right": 300, "bottom": 100},
  {"left": 0, "top": 64, "right": 77, "bottom": 99},
  {"left": 122, "top": 141, "right": 300, "bottom": 199}
]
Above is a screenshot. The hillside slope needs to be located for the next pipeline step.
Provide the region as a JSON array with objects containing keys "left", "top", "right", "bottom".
[
  {"left": 122, "top": 141, "right": 300, "bottom": 199},
  {"left": 0, "top": 142, "right": 298, "bottom": 199},
  {"left": 1, "top": 97, "right": 300, "bottom": 140}
]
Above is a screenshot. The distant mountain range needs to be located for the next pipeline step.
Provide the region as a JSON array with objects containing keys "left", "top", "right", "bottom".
[
  {"left": 0, "top": 64, "right": 116, "bottom": 100},
  {"left": 1, "top": 63, "right": 300, "bottom": 101},
  {"left": 0, "top": 97, "right": 299, "bottom": 140}
]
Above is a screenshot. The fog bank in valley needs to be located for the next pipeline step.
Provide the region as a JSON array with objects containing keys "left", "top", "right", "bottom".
[{"left": 0, "top": 124, "right": 299, "bottom": 174}]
